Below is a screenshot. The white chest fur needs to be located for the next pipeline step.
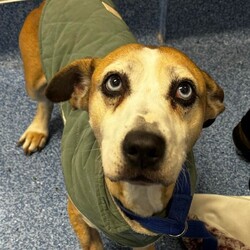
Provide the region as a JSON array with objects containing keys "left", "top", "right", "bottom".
[{"left": 122, "top": 183, "right": 164, "bottom": 217}]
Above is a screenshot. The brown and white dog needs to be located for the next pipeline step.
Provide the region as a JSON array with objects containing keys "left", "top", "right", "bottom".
[{"left": 18, "top": 1, "right": 225, "bottom": 249}]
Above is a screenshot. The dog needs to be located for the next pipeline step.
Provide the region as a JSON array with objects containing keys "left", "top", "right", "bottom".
[{"left": 18, "top": 1, "right": 225, "bottom": 249}]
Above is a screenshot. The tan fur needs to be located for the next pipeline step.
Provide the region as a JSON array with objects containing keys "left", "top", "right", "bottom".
[
  {"left": 102, "top": 1, "right": 122, "bottom": 20},
  {"left": 18, "top": 1, "right": 52, "bottom": 155},
  {"left": 19, "top": 1, "right": 224, "bottom": 249},
  {"left": 68, "top": 199, "right": 103, "bottom": 250}
]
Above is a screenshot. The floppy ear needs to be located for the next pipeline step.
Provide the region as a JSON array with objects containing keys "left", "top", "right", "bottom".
[
  {"left": 202, "top": 71, "right": 225, "bottom": 128},
  {"left": 45, "top": 58, "right": 97, "bottom": 109}
]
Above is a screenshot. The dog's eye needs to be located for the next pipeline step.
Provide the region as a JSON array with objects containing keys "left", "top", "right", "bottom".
[
  {"left": 170, "top": 79, "right": 196, "bottom": 107},
  {"left": 105, "top": 74, "right": 123, "bottom": 92},
  {"left": 102, "top": 73, "right": 129, "bottom": 98},
  {"left": 176, "top": 82, "right": 193, "bottom": 100}
]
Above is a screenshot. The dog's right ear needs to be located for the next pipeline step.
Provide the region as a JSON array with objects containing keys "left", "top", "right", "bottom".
[{"left": 45, "top": 58, "right": 97, "bottom": 109}]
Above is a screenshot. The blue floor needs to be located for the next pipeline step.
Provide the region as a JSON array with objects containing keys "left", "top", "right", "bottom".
[{"left": 1, "top": 0, "right": 250, "bottom": 249}]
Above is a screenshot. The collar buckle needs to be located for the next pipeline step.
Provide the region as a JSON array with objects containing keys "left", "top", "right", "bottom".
[{"left": 168, "top": 221, "right": 188, "bottom": 238}]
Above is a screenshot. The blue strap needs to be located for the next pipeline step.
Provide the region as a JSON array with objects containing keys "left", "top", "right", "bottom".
[
  {"left": 115, "top": 166, "right": 218, "bottom": 249},
  {"left": 115, "top": 195, "right": 191, "bottom": 236}
]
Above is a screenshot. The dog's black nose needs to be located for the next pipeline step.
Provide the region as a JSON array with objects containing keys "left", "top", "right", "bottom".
[{"left": 122, "top": 131, "right": 165, "bottom": 170}]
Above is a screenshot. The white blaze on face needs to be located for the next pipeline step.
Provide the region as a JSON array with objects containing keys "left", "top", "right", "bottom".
[{"left": 91, "top": 47, "right": 195, "bottom": 185}]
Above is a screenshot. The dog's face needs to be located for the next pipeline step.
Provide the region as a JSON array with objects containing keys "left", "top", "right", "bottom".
[{"left": 46, "top": 44, "right": 224, "bottom": 186}]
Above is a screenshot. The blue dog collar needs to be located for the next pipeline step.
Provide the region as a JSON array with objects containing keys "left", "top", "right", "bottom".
[{"left": 115, "top": 165, "right": 218, "bottom": 249}]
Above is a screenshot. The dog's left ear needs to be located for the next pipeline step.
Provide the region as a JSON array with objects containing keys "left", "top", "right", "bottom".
[
  {"left": 202, "top": 71, "right": 225, "bottom": 128},
  {"left": 46, "top": 58, "right": 98, "bottom": 109}
]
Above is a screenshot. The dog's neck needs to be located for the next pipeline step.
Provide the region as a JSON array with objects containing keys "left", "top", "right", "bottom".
[{"left": 105, "top": 178, "right": 175, "bottom": 217}]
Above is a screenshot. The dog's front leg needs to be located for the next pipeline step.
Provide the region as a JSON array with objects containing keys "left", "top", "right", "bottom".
[
  {"left": 18, "top": 1, "right": 53, "bottom": 154},
  {"left": 67, "top": 199, "right": 103, "bottom": 250}
]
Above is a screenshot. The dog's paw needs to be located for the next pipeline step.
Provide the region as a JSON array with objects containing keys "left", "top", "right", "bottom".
[{"left": 18, "top": 130, "right": 48, "bottom": 155}]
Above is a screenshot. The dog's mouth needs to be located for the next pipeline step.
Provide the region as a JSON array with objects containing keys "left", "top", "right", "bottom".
[
  {"left": 126, "top": 175, "right": 156, "bottom": 186},
  {"left": 108, "top": 174, "right": 165, "bottom": 186}
]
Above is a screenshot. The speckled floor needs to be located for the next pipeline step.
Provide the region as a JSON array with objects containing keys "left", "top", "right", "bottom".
[{"left": 1, "top": 0, "right": 250, "bottom": 249}]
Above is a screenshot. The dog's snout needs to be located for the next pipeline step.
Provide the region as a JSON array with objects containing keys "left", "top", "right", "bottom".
[{"left": 122, "top": 131, "right": 165, "bottom": 170}]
